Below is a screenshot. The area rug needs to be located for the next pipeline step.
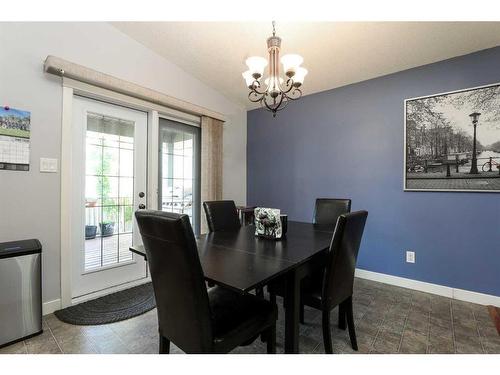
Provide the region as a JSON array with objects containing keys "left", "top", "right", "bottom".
[{"left": 54, "top": 282, "right": 156, "bottom": 325}]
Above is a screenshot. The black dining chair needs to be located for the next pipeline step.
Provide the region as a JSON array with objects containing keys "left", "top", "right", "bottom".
[
  {"left": 202, "top": 200, "right": 245, "bottom": 289},
  {"left": 268, "top": 198, "right": 352, "bottom": 322},
  {"left": 278, "top": 210, "right": 368, "bottom": 353},
  {"left": 135, "top": 210, "right": 277, "bottom": 354},
  {"left": 314, "top": 198, "right": 352, "bottom": 226},
  {"left": 203, "top": 200, "right": 241, "bottom": 232}
]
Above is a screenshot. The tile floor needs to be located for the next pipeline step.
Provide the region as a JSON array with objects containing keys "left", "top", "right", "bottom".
[{"left": 1, "top": 278, "right": 499, "bottom": 354}]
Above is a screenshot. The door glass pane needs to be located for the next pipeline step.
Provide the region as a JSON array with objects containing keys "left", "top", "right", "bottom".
[
  {"left": 159, "top": 119, "right": 200, "bottom": 234},
  {"left": 84, "top": 113, "right": 135, "bottom": 271}
]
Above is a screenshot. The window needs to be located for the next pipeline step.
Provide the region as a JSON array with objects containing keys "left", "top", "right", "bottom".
[
  {"left": 158, "top": 118, "right": 201, "bottom": 234},
  {"left": 84, "top": 113, "right": 135, "bottom": 270}
]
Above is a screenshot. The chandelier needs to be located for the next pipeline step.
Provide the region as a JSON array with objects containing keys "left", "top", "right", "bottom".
[{"left": 242, "top": 22, "right": 307, "bottom": 117}]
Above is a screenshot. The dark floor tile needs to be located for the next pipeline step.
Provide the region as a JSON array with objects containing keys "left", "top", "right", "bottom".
[
  {"left": 430, "top": 310, "right": 452, "bottom": 322},
  {"left": 400, "top": 325, "right": 428, "bottom": 351},
  {"left": 427, "top": 335, "right": 454, "bottom": 354},
  {"left": 399, "top": 329, "right": 428, "bottom": 354},
  {"left": 380, "top": 320, "right": 405, "bottom": 335},
  {"left": 453, "top": 309, "right": 475, "bottom": 322},
  {"left": 353, "top": 293, "right": 374, "bottom": 307},
  {"left": 356, "top": 320, "right": 380, "bottom": 337},
  {"left": 362, "top": 311, "right": 385, "bottom": 327},
  {"left": 0, "top": 341, "right": 27, "bottom": 354},
  {"left": 231, "top": 340, "right": 268, "bottom": 354},
  {"left": 58, "top": 335, "right": 98, "bottom": 354},
  {"left": 482, "top": 337, "right": 500, "bottom": 354},
  {"left": 455, "top": 340, "right": 484, "bottom": 354},
  {"left": 430, "top": 316, "right": 452, "bottom": 329},
  {"left": 371, "top": 329, "right": 401, "bottom": 353},
  {"left": 406, "top": 313, "right": 430, "bottom": 334},
  {"left": 429, "top": 324, "right": 453, "bottom": 340},
  {"left": 330, "top": 335, "right": 362, "bottom": 354},
  {"left": 473, "top": 307, "right": 493, "bottom": 323},
  {"left": 382, "top": 312, "right": 407, "bottom": 327},
  {"left": 354, "top": 333, "right": 376, "bottom": 354},
  {"left": 93, "top": 336, "right": 130, "bottom": 354},
  {"left": 477, "top": 321, "right": 499, "bottom": 338},
  {"left": 50, "top": 324, "right": 86, "bottom": 346},
  {"left": 25, "top": 331, "right": 61, "bottom": 354},
  {"left": 453, "top": 321, "right": 479, "bottom": 341}
]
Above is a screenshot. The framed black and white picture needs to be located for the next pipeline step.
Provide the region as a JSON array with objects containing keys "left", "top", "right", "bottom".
[{"left": 404, "top": 82, "right": 500, "bottom": 192}]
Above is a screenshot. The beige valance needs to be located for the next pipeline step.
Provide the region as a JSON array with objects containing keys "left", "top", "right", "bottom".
[{"left": 44, "top": 55, "right": 225, "bottom": 122}]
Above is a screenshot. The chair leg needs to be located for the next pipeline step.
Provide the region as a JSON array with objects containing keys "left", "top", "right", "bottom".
[
  {"left": 266, "top": 325, "right": 276, "bottom": 354},
  {"left": 299, "top": 304, "right": 305, "bottom": 324},
  {"left": 345, "top": 296, "right": 358, "bottom": 351},
  {"left": 322, "top": 310, "right": 333, "bottom": 354},
  {"left": 159, "top": 335, "right": 170, "bottom": 354},
  {"left": 338, "top": 301, "right": 346, "bottom": 330}
]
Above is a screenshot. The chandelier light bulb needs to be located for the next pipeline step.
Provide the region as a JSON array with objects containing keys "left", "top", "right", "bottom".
[
  {"left": 245, "top": 56, "right": 268, "bottom": 79},
  {"left": 264, "top": 76, "right": 284, "bottom": 86},
  {"left": 242, "top": 70, "right": 256, "bottom": 88},
  {"left": 281, "top": 54, "right": 303, "bottom": 77},
  {"left": 265, "top": 76, "right": 283, "bottom": 98},
  {"left": 292, "top": 67, "right": 308, "bottom": 87}
]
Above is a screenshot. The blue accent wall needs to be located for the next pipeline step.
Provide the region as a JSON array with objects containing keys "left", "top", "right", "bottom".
[{"left": 247, "top": 47, "right": 500, "bottom": 297}]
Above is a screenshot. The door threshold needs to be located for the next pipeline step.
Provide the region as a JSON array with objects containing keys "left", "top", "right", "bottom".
[{"left": 71, "top": 277, "right": 152, "bottom": 306}]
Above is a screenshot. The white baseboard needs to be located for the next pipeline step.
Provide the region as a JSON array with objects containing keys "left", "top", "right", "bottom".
[
  {"left": 355, "top": 268, "right": 500, "bottom": 307},
  {"left": 43, "top": 299, "right": 61, "bottom": 316}
]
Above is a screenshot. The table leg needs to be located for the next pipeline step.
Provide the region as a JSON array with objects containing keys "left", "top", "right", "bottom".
[{"left": 284, "top": 269, "right": 300, "bottom": 354}]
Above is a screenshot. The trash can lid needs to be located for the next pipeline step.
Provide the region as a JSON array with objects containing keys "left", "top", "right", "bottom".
[{"left": 0, "top": 239, "right": 41, "bottom": 259}]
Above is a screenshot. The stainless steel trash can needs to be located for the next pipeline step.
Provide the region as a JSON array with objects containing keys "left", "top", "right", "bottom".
[{"left": 0, "top": 239, "right": 43, "bottom": 347}]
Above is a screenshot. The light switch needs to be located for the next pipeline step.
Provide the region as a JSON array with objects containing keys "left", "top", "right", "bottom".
[{"left": 40, "top": 158, "right": 58, "bottom": 173}]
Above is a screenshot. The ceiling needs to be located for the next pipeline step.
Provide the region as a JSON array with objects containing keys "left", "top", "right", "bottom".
[{"left": 111, "top": 22, "right": 500, "bottom": 110}]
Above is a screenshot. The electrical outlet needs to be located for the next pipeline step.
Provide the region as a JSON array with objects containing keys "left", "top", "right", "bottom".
[{"left": 406, "top": 251, "right": 415, "bottom": 264}]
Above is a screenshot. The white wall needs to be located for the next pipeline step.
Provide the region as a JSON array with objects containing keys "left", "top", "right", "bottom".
[{"left": 0, "top": 22, "right": 247, "bottom": 305}]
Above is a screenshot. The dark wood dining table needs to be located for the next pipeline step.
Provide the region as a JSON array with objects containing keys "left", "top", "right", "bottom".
[{"left": 130, "top": 221, "right": 334, "bottom": 354}]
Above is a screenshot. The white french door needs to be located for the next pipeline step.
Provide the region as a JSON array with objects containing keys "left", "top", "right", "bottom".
[{"left": 71, "top": 96, "right": 148, "bottom": 299}]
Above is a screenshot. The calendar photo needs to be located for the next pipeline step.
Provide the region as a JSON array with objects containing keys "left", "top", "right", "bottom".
[{"left": 0, "top": 106, "right": 30, "bottom": 171}]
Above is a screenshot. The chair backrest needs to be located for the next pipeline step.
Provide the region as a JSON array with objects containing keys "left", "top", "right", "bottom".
[
  {"left": 314, "top": 198, "right": 352, "bottom": 226},
  {"left": 203, "top": 200, "right": 241, "bottom": 232},
  {"left": 322, "top": 210, "right": 368, "bottom": 309},
  {"left": 135, "top": 210, "right": 213, "bottom": 352}
]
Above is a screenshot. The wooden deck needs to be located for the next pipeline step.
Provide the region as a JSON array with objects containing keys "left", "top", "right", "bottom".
[{"left": 84, "top": 233, "right": 133, "bottom": 270}]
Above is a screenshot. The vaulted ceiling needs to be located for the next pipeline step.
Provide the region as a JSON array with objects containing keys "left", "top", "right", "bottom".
[{"left": 111, "top": 22, "right": 500, "bottom": 109}]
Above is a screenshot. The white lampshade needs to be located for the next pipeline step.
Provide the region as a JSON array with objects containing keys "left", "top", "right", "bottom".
[
  {"left": 281, "top": 54, "right": 303, "bottom": 76},
  {"left": 245, "top": 56, "right": 268, "bottom": 78},
  {"left": 292, "top": 67, "right": 308, "bottom": 86},
  {"left": 242, "top": 70, "right": 256, "bottom": 88}
]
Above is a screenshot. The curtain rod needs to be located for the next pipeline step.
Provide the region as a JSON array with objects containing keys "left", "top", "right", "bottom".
[{"left": 44, "top": 55, "right": 226, "bottom": 122}]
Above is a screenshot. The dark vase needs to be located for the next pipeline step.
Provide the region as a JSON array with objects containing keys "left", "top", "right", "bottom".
[
  {"left": 99, "top": 222, "right": 115, "bottom": 237},
  {"left": 280, "top": 214, "right": 288, "bottom": 236},
  {"left": 85, "top": 225, "right": 97, "bottom": 240}
]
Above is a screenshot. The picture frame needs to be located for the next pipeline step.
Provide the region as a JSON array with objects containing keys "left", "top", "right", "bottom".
[{"left": 404, "top": 82, "right": 500, "bottom": 192}]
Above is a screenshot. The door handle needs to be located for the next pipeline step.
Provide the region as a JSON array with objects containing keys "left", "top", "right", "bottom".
[
  {"left": 138, "top": 204, "right": 146, "bottom": 209},
  {"left": 138, "top": 192, "right": 145, "bottom": 198}
]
